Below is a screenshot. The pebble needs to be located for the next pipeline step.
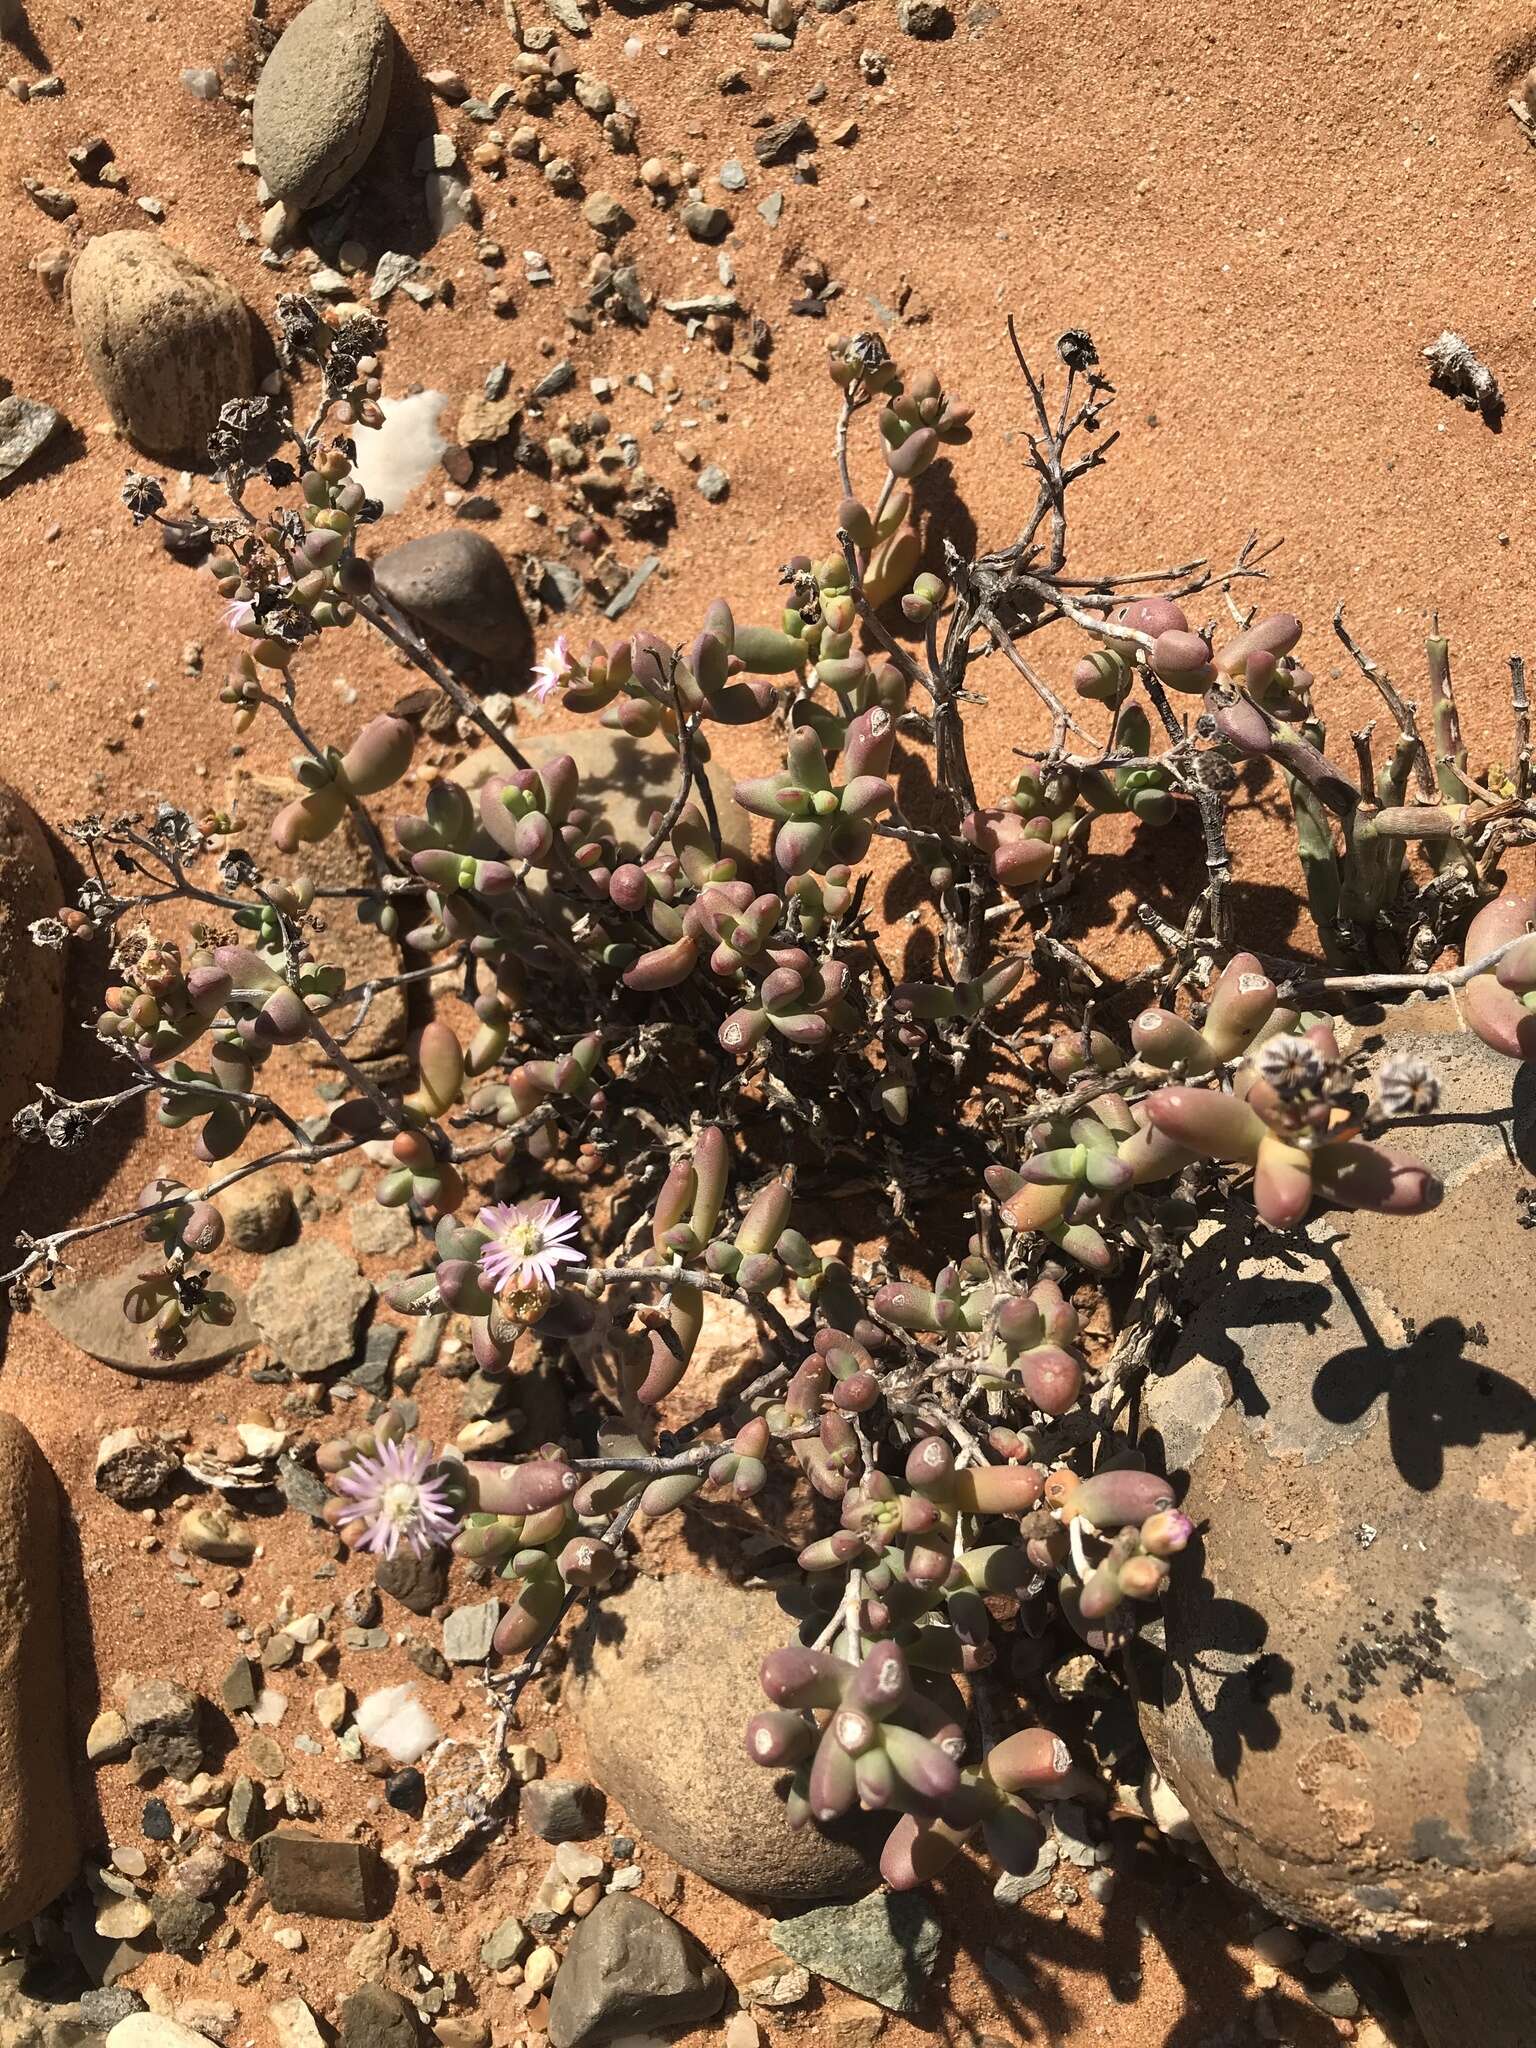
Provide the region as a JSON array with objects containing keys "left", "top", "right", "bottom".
[
  {"left": 680, "top": 199, "right": 731, "bottom": 243},
  {"left": 442, "top": 1600, "right": 501, "bottom": 1664},
  {"left": 898, "top": 0, "right": 953, "bottom": 33},
  {"left": 88, "top": 1710, "right": 132, "bottom": 1763},
  {"left": 521, "top": 1777, "right": 600, "bottom": 1842},
  {"left": 697, "top": 463, "right": 730, "bottom": 502},
  {"left": 0, "top": 394, "right": 63, "bottom": 486}
]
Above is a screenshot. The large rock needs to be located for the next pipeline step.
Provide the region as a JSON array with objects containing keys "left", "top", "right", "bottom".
[
  {"left": 0, "top": 1414, "right": 79, "bottom": 1930},
  {"left": 545, "top": 1895, "right": 724, "bottom": 2048},
  {"left": 70, "top": 234, "right": 254, "bottom": 458},
  {"left": 247, "top": 1239, "right": 371, "bottom": 1376},
  {"left": 453, "top": 727, "right": 753, "bottom": 874},
  {"left": 253, "top": 0, "right": 394, "bottom": 208},
  {"left": 0, "top": 781, "right": 63, "bottom": 1195},
  {"left": 1137, "top": 997, "right": 1536, "bottom": 1945},
  {"left": 372, "top": 532, "right": 532, "bottom": 669},
  {"left": 226, "top": 768, "right": 405, "bottom": 1067},
  {"left": 567, "top": 1572, "right": 883, "bottom": 1903},
  {"left": 40, "top": 1260, "right": 256, "bottom": 1376}
]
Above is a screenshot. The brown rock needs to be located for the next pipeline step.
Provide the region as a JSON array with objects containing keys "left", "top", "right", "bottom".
[
  {"left": 1137, "top": 997, "right": 1536, "bottom": 1942},
  {"left": 372, "top": 530, "right": 531, "bottom": 667},
  {"left": 1399, "top": 1940, "right": 1536, "bottom": 2048},
  {"left": 0, "top": 1414, "right": 78, "bottom": 1929},
  {"left": 0, "top": 781, "right": 63, "bottom": 1195},
  {"left": 70, "top": 233, "right": 255, "bottom": 457},
  {"left": 452, "top": 727, "right": 753, "bottom": 873},
  {"left": 41, "top": 1259, "right": 256, "bottom": 1376},
  {"left": 254, "top": 1832, "right": 378, "bottom": 1919},
  {"left": 568, "top": 1572, "right": 883, "bottom": 1903}
]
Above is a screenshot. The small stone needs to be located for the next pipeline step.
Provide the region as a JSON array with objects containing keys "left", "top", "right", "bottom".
[
  {"left": 181, "top": 66, "right": 222, "bottom": 99},
  {"left": 124, "top": 1680, "right": 206, "bottom": 1782},
  {"left": 222, "top": 1654, "right": 262, "bottom": 1720},
  {"left": 254, "top": 1833, "right": 377, "bottom": 1920},
  {"left": 247, "top": 1239, "right": 372, "bottom": 1377},
  {"left": 96, "top": 1893, "right": 153, "bottom": 1940},
  {"left": 153, "top": 1891, "right": 218, "bottom": 1957},
  {"left": 442, "top": 1600, "right": 500, "bottom": 1664},
  {"left": 314, "top": 1683, "right": 349, "bottom": 1733},
  {"left": 897, "top": 0, "right": 952, "bottom": 33},
  {"left": 105, "top": 2019, "right": 220, "bottom": 2048},
  {"left": 413, "top": 1739, "right": 511, "bottom": 1868},
  {"left": 724, "top": 2016, "right": 761, "bottom": 2048},
  {"left": 1306, "top": 1977, "right": 1362, "bottom": 2020},
  {"left": 227, "top": 1778, "right": 265, "bottom": 1843},
  {"left": 744, "top": 1970, "right": 811, "bottom": 2008},
  {"left": 348, "top": 1201, "right": 415, "bottom": 1258},
  {"left": 180, "top": 1504, "right": 255, "bottom": 1564},
  {"left": 338, "top": 1987, "right": 418, "bottom": 2048},
  {"left": 582, "top": 191, "right": 632, "bottom": 235},
  {"left": 480, "top": 1915, "right": 530, "bottom": 1971},
  {"left": 82, "top": 1990, "right": 147, "bottom": 2031},
  {"left": 385, "top": 1768, "right": 426, "bottom": 1815},
  {"left": 372, "top": 530, "right": 532, "bottom": 666},
  {"left": 754, "top": 116, "right": 813, "bottom": 165},
  {"left": 545, "top": 1895, "right": 725, "bottom": 2048},
  {"left": 375, "top": 1548, "right": 448, "bottom": 1617},
  {"left": 522, "top": 1778, "right": 600, "bottom": 1842},
  {"left": 88, "top": 1710, "right": 133, "bottom": 1764},
  {"left": 268, "top": 1999, "right": 328, "bottom": 2048},
  {"left": 217, "top": 1170, "right": 292, "bottom": 1252},
  {"left": 819, "top": 1999, "right": 884, "bottom": 2048},
  {"left": 680, "top": 200, "right": 731, "bottom": 243},
  {"left": 696, "top": 463, "right": 729, "bottom": 503},
  {"left": 718, "top": 159, "right": 747, "bottom": 191},
  {"left": 142, "top": 1799, "right": 174, "bottom": 1841},
  {"left": 246, "top": 1733, "right": 285, "bottom": 1779},
  {"left": 757, "top": 192, "right": 784, "bottom": 226},
  {"left": 0, "top": 394, "right": 63, "bottom": 485}
]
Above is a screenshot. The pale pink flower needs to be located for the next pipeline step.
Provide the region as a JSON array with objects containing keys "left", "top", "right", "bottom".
[
  {"left": 332, "top": 1435, "right": 460, "bottom": 1559},
  {"left": 530, "top": 635, "right": 576, "bottom": 704},
  {"left": 223, "top": 598, "right": 256, "bottom": 635},
  {"left": 476, "top": 1197, "right": 582, "bottom": 1292}
]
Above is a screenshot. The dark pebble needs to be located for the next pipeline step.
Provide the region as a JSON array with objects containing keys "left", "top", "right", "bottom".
[
  {"left": 142, "top": 1797, "right": 174, "bottom": 1841},
  {"left": 386, "top": 1768, "right": 427, "bottom": 1815}
]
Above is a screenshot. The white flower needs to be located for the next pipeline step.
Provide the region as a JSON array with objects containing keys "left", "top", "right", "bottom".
[{"left": 530, "top": 636, "right": 576, "bottom": 703}]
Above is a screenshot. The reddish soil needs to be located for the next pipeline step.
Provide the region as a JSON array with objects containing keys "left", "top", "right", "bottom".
[{"left": 4, "top": 0, "right": 1529, "bottom": 2039}]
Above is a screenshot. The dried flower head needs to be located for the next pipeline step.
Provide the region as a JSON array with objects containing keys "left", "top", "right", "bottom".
[
  {"left": 1376, "top": 1052, "right": 1441, "bottom": 1118},
  {"left": 1254, "top": 1033, "right": 1326, "bottom": 1100},
  {"left": 476, "top": 1198, "right": 582, "bottom": 1294},
  {"left": 332, "top": 1434, "right": 461, "bottom": 1559}
]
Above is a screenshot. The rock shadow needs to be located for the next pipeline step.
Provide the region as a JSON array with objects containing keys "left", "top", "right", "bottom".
[{"left": 1310, "top": 1245, "right": 1536, "bottom": 1494}]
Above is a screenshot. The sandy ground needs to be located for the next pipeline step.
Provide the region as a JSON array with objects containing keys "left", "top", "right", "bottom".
[{"left": 4, "top": 0, "right": 1534, "bottom": 2039}]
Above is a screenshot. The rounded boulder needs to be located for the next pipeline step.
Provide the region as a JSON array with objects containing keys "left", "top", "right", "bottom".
[
  {"left": 253, "top": 0, "right": 394, "bottom": 208},
  {"left": 0, "top": 781, "right": 63, "bottom": 1196},
  {"left": 70, "top": 234, "right": 255, "bottom": 458},
  {"left": 567, "top": 1571, "right": 883, "bottom": 1904},
  {"left": 1136, "top": 998, "right": 1536, "bottom": 1944},
  {"left": 0, "top": 1414, "right": 79, "bottom": 1930}
]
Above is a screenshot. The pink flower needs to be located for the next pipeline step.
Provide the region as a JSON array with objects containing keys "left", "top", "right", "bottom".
[
  {"left": 530, "top": 636, "right": 575, "bottom": 704},
  {"left": 223, "top": 598, "right": 256, "bottom": 636},
  {"left": 476, "top": 1197, "right": 582, "bottom": 1293},
  {"left": 332, "top": 1435, "right": 460, "bottom": 1559}
]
